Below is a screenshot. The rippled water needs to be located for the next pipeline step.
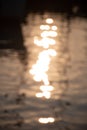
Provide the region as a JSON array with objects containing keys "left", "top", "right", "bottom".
[{"left": 0, "top": 12, "right": 87, "bottom": 130}]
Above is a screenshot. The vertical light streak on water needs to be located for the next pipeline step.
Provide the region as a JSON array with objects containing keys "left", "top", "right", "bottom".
[
  {"left": 22, "top": 13, "right": 70, "bottom": 125},
  {"left": 28, "top": 17, "right": 59, "bottom": 123},
  {"left": 29, "top": 17, "right": 58, "bottom": 100}
]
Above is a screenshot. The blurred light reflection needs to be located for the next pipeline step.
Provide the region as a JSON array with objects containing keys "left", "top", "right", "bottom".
[
  {"left": 36, "top": 85, "right": 54, "bottom": 99},
  {"left": 36, "top": 91, "right": 51, "bottom": 99},
  {"left": 52, "top": 25, "right": 57, "bottom": 30},
  {"left": 46, "top": 18, "right": 54, "bottom": 24},
  {"left": 30, "top": 17, "right": 57, "bottom": 102},
  {"left": 39, "top": 117, "right": 55, "bottom": 124},
  {"left": 29, "top": 49, "right": 57, "bottom": 85},
  {"left": 40, "top": 25, "right": 50, "bottom": 30},
  {"left": 41, "top": 31, "right": 58, "bottom": 37},
  {"left": 34, "top": 37, "right": 56, "bottom": 48}
]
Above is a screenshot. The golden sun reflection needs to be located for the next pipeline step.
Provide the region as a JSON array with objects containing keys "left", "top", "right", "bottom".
[
  {"left": 34, "top": 37, "right": 56, "bottom": 48},
  {"left": 41, "top": 31, "right": 58, "bottom": 37},
  {"left": 28, "top": 17, "right": 58, "bottom": 123},
  {"left": 46, "top": 18, "right": 54, "bottom": 24},
  {"left": 39, "top": 117, "right": 55, "bottom": 124},
  {"left": 30, "top": 17, "right": 58, "bottom": 101},
  {"left": 52, "top": 25, "right": 58, "bottom": 30},
  {"left": 36, "top": 85, "right": 54, "bottom": 99},
  {"left": 40, "top": 25, "right": 50, "bottom": 30},
  {"left": 29, "top": 49, "right": 57, "bottom": 85},
  {"left": 36, "top": 91, "right": 51, "bottom": 99}
]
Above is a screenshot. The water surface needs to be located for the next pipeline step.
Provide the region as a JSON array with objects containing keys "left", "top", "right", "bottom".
[{"left": 0, "top": 12, "right": 87, "bottom": 130}]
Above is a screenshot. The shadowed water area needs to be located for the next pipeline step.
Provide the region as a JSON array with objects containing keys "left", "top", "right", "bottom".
[{"left": 0, "top": 1, "right": 87, "bottom": 130}]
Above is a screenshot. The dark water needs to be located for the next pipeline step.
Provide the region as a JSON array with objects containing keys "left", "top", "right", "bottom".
[{"left": 0, "top": 12, "right": 87, "bottom": 130}]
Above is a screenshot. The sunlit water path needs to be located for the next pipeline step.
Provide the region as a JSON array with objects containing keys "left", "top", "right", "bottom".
[{"left": 0, "top": 12, "right": 87, "bottom": 130}]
